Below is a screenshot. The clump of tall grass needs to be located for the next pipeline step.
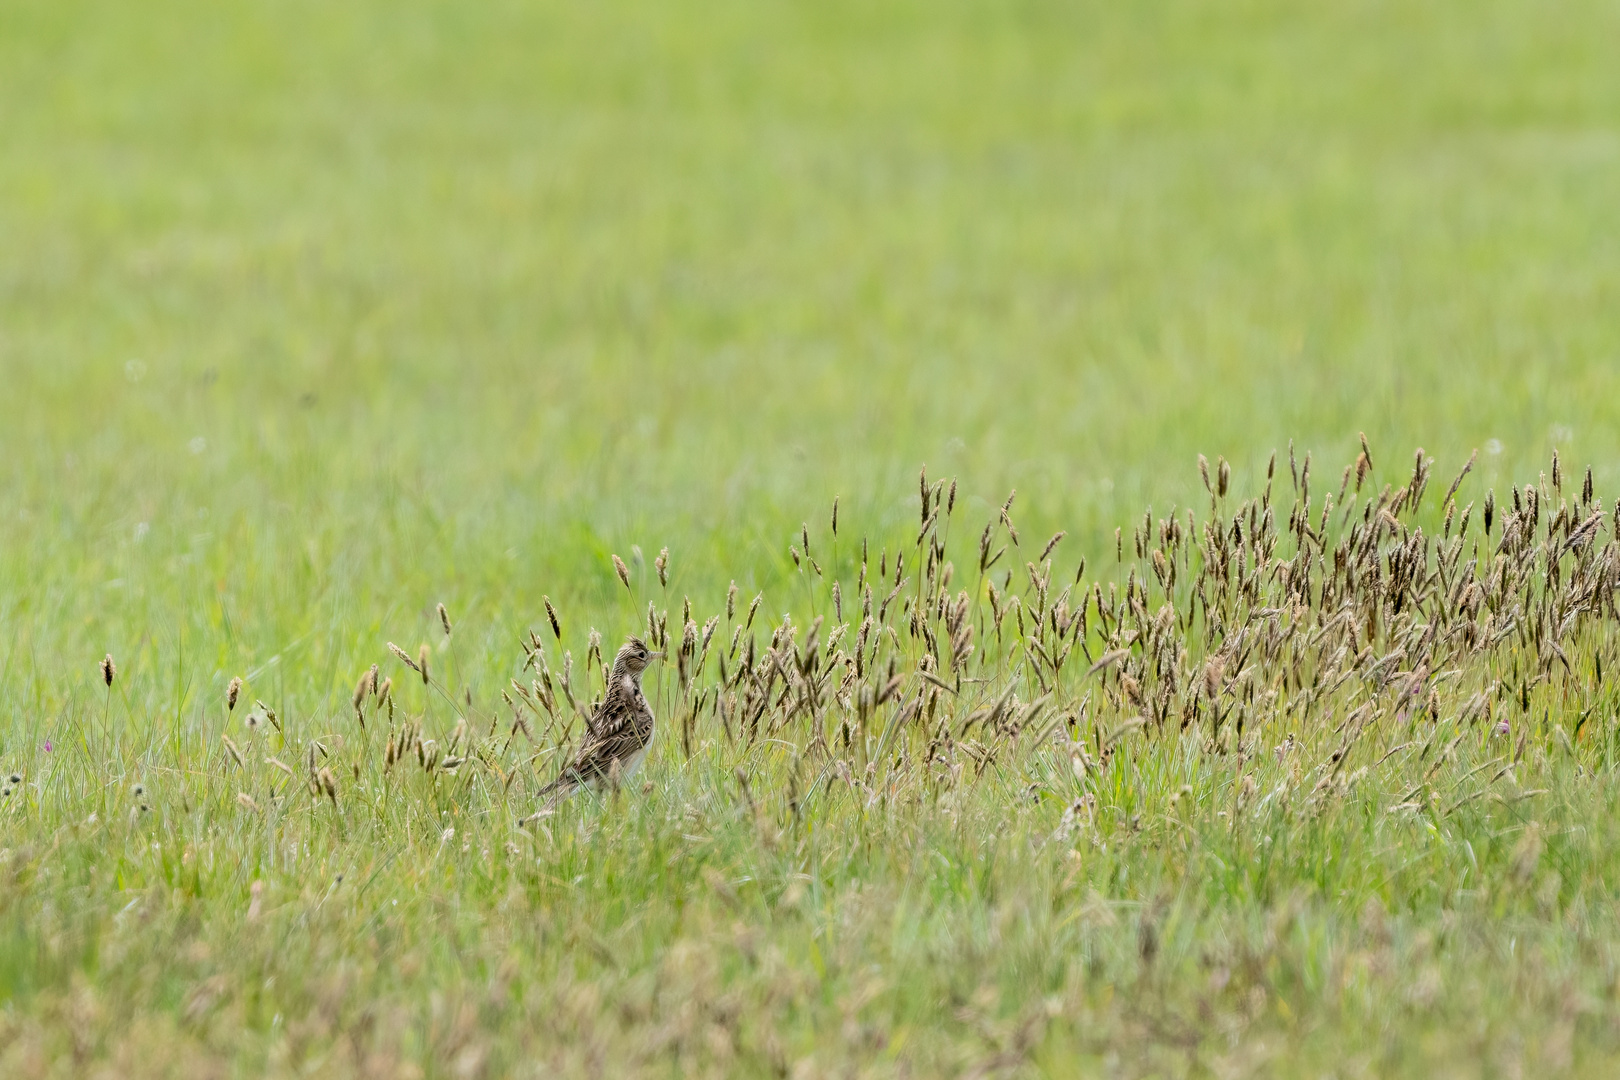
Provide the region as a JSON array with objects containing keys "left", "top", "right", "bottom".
[{"left": 180, "top": 439, "right": 1617, "bottom": 834}]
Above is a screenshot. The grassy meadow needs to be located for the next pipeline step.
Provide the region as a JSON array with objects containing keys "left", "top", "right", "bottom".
[{"left": 6, "top": 0, "right": 1620, "bottom": 1075}]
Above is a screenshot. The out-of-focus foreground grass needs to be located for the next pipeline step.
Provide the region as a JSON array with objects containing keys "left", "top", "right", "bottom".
[{"left": 4, "top": 0, "right": 1620, "bottom": 1075}]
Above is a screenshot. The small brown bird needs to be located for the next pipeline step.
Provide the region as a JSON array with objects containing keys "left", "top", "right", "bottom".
[{"left": 538, "top": 637, "right": 663, "bottom": 803}]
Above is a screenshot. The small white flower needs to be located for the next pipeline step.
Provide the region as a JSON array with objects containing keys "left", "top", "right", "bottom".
[
  {"left": 188, "top": 437, "right": 207, "bottom": 455},
  {"left": 1485, "top": 438, "right": 1503, "bottom": 456}
]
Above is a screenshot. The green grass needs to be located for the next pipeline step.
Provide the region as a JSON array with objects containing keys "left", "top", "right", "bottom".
[{"left": 6, "top": 0, "right": 1620, "bottom": 1075}]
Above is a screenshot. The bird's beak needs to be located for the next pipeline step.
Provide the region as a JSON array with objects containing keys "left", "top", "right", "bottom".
[{"left": 648, "top": 651, "right": 666, "bottom": 661}]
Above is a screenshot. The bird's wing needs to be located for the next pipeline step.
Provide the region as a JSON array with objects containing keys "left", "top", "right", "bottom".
[
  {"left": 565, "top": 695, "right": 650, "bottom": 781},
  {"left": 587, "top": 690, "right": 639, "bottom": 742}
]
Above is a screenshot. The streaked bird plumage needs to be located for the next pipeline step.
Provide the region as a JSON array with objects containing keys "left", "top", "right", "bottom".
[{"left": 537, "top": 637, "right": 662, "bottom": 804}]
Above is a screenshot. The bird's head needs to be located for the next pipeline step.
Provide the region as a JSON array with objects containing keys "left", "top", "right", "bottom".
[{"left": 613, "top": 637, "right": 663, "bottom": 680}]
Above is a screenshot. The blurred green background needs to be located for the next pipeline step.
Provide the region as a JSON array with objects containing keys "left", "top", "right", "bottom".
[{"left": 3, "top": 0, "right": 1619, "bottom": 718}]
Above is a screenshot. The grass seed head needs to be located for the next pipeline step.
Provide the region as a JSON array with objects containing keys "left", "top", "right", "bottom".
[
  {"left": 438, "top": 603, "right": 452, "bottom": 636},
  {"left": 656, "top": 547, "right": 669, "bottom": 587},
  {"left": 544, "top": 596, "right": 562, "bottom": 640},
  {"left": 388, "top": 641, "right": 420, "bottom": 672},
  {"left": 226, "top": 677, "right": 241, "bottom": 712},
  {"left": 100, "top": 654, "right": 116, "bottom": 687},
  {"left": 417, "top": 644, "right": 431, "bottom": 684},
  {"left": 612, "top": 553, "right": 631, "bottom": 590}
]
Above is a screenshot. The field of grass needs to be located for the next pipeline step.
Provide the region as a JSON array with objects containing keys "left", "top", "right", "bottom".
[{"left": 6, "top": 0, "right": 1620, "bottom": 1075}]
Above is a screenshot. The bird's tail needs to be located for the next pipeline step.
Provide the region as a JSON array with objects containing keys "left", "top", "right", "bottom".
[{"left": 524, "top": 773, "right": 579, "bottom": 822}]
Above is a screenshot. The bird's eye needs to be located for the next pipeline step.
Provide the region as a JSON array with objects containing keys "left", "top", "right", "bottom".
[{"left": 637, "top": 649, "right": 647, "bottom": 659}]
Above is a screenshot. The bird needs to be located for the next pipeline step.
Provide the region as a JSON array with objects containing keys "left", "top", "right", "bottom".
[{"left": 536, "top": 636, "right": 663, "bottom": 805}]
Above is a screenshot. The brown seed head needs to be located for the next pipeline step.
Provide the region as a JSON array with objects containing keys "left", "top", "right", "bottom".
[
  {"left": 544, "top": 596, "right": 562, "bottom": 640},
  {"left": 417, "top": 644, "right": 431, "bottom": 685},
  {"left": 831, "top": 496, "right": 839, "bottom": 536},
  {"left": 388, "top": 641, "right": 421, "bottom": 672},
  {"left": 226, "top": 677, "right": 242, "bottom": 712},
  {"left": 656, "top": 547, "right": 669, "bottom": 588},
  {"left": 1040, "top": 532, "right": 1065, "bottom": 563},
  {"left": 101, "top": 654, "right": 116, "bottom": 687},
  {"left": 438, "top": 603, "right": 452, "bottom": 636},
  {"left": 612, "top": 554, "right": 631, "bottom": 590}
]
